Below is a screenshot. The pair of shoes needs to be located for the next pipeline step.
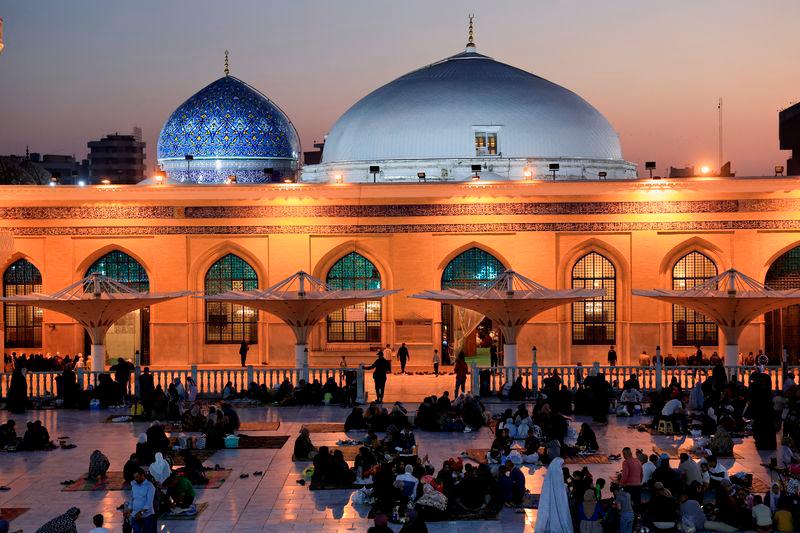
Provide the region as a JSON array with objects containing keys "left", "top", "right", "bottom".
[
  {"left": 60, "top": 480, "right": 75, "bottom": 485},
  {"left": 0, "top": 486, "right": 10, "bottom": 491},
  {"left": 239, "top": 473, "right": 249, "bottom": 479},
  {"left": 253, "top": 471, "right": 263, "bottom": 476},
  {"left": 296, "top": 479, "right": 306, "bottom": 486}
]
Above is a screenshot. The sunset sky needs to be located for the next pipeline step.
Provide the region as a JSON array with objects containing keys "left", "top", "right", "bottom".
[{"left": 0, "top": 0, "right": 797, "bottom": 176}]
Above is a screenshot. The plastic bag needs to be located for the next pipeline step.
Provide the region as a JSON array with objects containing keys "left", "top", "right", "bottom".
[{"left": 302, "top": 466, "right": 314, "bottom": 481}]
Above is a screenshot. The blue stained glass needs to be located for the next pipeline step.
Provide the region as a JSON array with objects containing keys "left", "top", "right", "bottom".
[
  {"left": 441, "top": 248, "right": 505, "bottom": 289},
  {"left": 157, "top": 76, "right": 300, "bottom": 183}
]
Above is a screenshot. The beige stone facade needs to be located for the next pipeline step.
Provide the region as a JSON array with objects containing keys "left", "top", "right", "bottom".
[{"left": 2, "top": 176, "right": 800, "bottom": 367}]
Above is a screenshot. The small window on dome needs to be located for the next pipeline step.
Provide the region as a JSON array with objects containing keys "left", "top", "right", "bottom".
[{"left": 474, "top": 132, "right": 498, "bottom": 156}]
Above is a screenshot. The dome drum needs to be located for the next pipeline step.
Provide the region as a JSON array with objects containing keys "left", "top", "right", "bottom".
[
  {"left": 303, "top": 156, "right": 636, "bottom": 183},
  {"left": 160, "top": 157, "right": 297, "bottom": 184}
]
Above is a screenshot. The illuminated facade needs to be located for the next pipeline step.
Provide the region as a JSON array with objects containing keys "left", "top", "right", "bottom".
[{"left": 3, "top": 177, "right": 800, "bottom": 367}]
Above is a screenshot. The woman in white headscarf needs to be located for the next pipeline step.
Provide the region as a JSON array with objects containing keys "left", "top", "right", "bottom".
[
  {"left": 535, "top": 457, "right": 573, "bottom": 533},
  {"left": 149, "top": 452, "right": 171, "bottom": 485}
]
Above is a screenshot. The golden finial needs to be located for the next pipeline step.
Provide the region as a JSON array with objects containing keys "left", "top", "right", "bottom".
[
  {"left": 224, "top": 50, "right": 230, "bottom": 76},
  {"left": 466, "top": 14, "right": 475, "bottom": 48}
]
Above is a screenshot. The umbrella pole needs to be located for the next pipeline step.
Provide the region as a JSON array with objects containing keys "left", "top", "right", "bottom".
[
  {"left": 91, "top": 344, "right": 106, "bottom": 373},
  {"left": 503, "top": 343, "right": 518, "bottom": 367},
  {"left": 724, "top": 344, "right": 739, "bottom": 368},
  {"left": 294, "top": 344, "right": 308, "bottom": 380}
]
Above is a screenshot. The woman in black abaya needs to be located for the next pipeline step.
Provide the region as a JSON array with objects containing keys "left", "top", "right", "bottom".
[{"left": 6, "top": 366, "right": 27, "bottom": 414}]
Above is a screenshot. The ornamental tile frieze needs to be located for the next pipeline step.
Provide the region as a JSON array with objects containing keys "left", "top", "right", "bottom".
[
  {"left": 0, "top": 206, "right": 175, "bottom": 220},
  {"left": 9, "top": 219, "right": 800, "bottom": 236}
]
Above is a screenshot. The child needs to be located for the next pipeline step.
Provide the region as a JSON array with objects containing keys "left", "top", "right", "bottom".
[{"left": 89, "top": 513, "right": 110, "bottom": 533}]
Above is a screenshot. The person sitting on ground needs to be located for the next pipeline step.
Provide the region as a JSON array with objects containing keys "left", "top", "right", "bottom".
[
  {"left": 396, "top": 424, "right": 416, "bottom": 454},
  {"left": 752, "top": 494, "right": 773, "bottom": 532},
  {"left": 508, "top": 376, "right": 525, "bottom": 401},
  {"left": 390, "top": 402, "right": 410, "bottom": 428},
  {"left": 650, "top": 454, "right": 680, "bottom": 496},
  {"left": 177, "top": 449, "right": 208, "bottom": 485},
  {"left": 522, "top": 428, "right": 540, "bottom": 464},
  {"left": 219, "top": 403, "right": 240, "bottom": 433},
  {"left": 704, "top": 455, "right": 728, "bottom": 488},
  {"left": 330, "top": 449, "right": 356, "bottom": 486},
  {"left": 677, "top": 453, "right": 702, "bottom": 491},
  {"left": 311, "top": 446, "right": 332, "bottom": 485},
  {"left": 145, "top": 422, "right": 170, "bottom": 457},
  {"left": 678, "top": 492, "right": 706, "bottom": 532},
  {"left": 35, "top": 506, "right": 80, "bottom": 533},
  {"left": 436, "top": 391, "right": 451, "bottom": 412},
  {"left": 578, "top": 488, "right": 604, "bottom": 531},
  {"left": 776, "top": 436, "right": 800, "bottom": 470},
  {"left": 87, "top": 449, "right": 110, "bottom": 480},
  {"left": 620, "top": 386, "right": 643, "bottom": 413},
  {"left": 344, "top": 407, "right": 367, "bottom": 431},
  {"left": 135, "top": 433, "right": 154, "bottom": 465},
  {"left": 22, "top": 420, "right": 51, "bottom": 450},
  {"left": 709, "top": 425, "right": 735, "bottom": 457},
  {"left": 452, "top": 464, "right": 492, "bottom": 513},
  {"left": 506, "top": 460, "right": 526, "bottom": 506},
  {"left": 221, "top": 381, "right": 236, "bottom": 400},
  {"left": 293, "top": 428, "right": 316, "bottom": 460},
  {"left": 395, "top": 464, "right": 419, "bottom": 501},
  {"left": 0, "top": 420, "right": 17, "bottom": 448},
  {"left": 149, "top": 452, "right": 172, "bottom": 486},
  {"left": 774, "top": 500, "right": 795, "bottom": 532},
  {"left": 165, "top": 473, "right": 195, "bottom": 511},
  {"left": 354, "top": 446, "right": 377, "bottom": 481},
  {"left": 576, "top": 423, "right": 599, "bottom": 452},
  {"left": 88, "top": 513, "right": 109, "bottom": 533}
]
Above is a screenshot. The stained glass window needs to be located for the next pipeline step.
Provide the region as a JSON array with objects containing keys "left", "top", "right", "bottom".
[
  {"left": 572, "top": 252, "right": 616, "bottom": 344},
  {"left": 205, "top": 254, "right": 258, "bottom": 344},
  {"left": 672, "top": 252, "right": 718, "bottom": 346},
  {"left": 3, "top": 259, "right": 43, "bottom": 348},
  {"left": 442, "top": 247, "right": 505, "bottom": 289},
  {"left": 765, "top": 246, "right": 800, "bottom": 359},
  {"left": 87, "top": 250, "right": 149, "bottom": 291},
  {"left": 326, "top": 252, "right": 382, "bottom": 343}
]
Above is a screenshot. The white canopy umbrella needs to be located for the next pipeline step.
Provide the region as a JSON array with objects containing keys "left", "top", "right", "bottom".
[
  {"left": 410, "top": 270, "right": 603, "bottom": 366},
  {"left": 634, "top": 268, "right": 800, "bottom": 366},
  {"left": 204, "top": 271, "right": 399, "bottom": 368},
  {"left": 0, "top": 273, "right": 192, "bottom": 372}
]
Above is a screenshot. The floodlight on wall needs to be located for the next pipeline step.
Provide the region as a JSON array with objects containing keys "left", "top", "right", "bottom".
[
  {"left": 548, "top": 163, "right": 559, "bottom": 180},
  {"left": 645, "top": 161, "right": 657, "bottom": 179},
  {"left": 522, "top": 167, "right": 533, "bottom": 180},
  {"left": 334, "top": 174, "right": 343, "bottom": 184},
  {"left": 776, "top": 165, "right": 785, "bottom": 176},
  {"left": 184, "top": 154, "right": 193, "bottom": 181},
  {"left": 100, "top": 178, "right": 111, "bottom": 185},
  {"left": 49, "top": 176, "right": 58, "bottom": 186},
  {"left": 598, "top": 171, "right": 607, "bottom": 180},
  {"left": 417, "top": 172, "right": 426, "bottom": 182},
  {"left": 369, "top": 165, "right": 380, "bottom": 183},
  {"left": 470, "top": 164, "right": 481, "bottom": 180}
]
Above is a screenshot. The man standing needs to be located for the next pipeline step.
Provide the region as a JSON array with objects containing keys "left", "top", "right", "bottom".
[
  {"left": 126, "top": 467, "right": 157, "bottom": 533},
  {"left": 365, "top": 350, "right": 390, "bottom": 403},
  {"left": 695, "top": 345, "right": 704, "bottom": 366},
  {"left": 432, "top": 349, "right": 440, "bottom": 377},
  {"left": 397, "top": 343, "right": 409, "bottom": 374},
  {"left": 618, "top": 446, "right": 642, "bottom": 508},
  {"left": 490, "top": 342, "right": 498, "bottom": 368},
  {"left": 454, "top": 353, "right": 469, "bottom": 396},
  {"left": 607, "top": 345, "right": 617, "bottom": 367},
  {"left": 239, "top": 341, "right": 249, "bottom": 368},
  {"left": 138, "top": 367, "right": 155, "bottom": 419}
]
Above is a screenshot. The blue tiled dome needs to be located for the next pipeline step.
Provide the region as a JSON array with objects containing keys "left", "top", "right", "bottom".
[{"left": 157, "top": 75, "right": 299, "bottom": 183}]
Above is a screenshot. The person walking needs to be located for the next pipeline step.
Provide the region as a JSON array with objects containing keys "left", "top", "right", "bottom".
[
  {"left": 365, "top": 350, "right": 391, "bottom": 403},
  {"left": 239, "top": 341, "right": 249, "bottom": 368},
  {"left": 454, "top": 353, "right": 469, "bottom": 397},
  {"left": 432, "top": 349, "right": 440, "bottom": 377},
  {"left": 397, "top": 343, "right": 409, "bottom": 374},
  {"left": 607, "top": 345, "right": 617, "bottom": 367}
]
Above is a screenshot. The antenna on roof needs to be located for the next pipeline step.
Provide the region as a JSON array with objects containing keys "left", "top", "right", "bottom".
[
  {"left": 224, "top": 50, "right": 230, "bottom": 76},
  {"left": 466, "top": 14, "right": 476, "bottom": 52}
]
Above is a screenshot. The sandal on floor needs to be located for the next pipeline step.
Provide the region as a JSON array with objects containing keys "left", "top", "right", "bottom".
[
  {"left": 239, "top": 473, "right": 249, "bottom": 479},
  {"left": 0, "top": 486, "right": 10, "bottom": 491},
  {"left": 253, "top": 471, "right": 263, "bottom": 476}
]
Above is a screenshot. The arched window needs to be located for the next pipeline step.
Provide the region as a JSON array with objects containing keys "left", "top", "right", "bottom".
[
  {"left": 672, "top": 251, "right": 718, "bottom": 346},
  {"left": 572, "top": 252, "right": 616, "bottom": 344},
  {"left": 766, "top": 245, "right": 800, "bottom": 360},
  {"left": 205, "top": 254, "right": 258, "bottom": 344},
  {"left": 441, "top": 247, "right": 506, "bottom": 360},
  {"left": 87, "top": 250, "right": 149, "bottom": 291},
  {"left": 326, "top": 252, "right": 382, "bottom": 343},
  {"left": 3, "top": 259, "right": 43, "bottom": 348},
  {"left": 442, "top": 247, "right": 505, "bottom": 290},
  {"left": 86, "top": 250, "right": 150, "bottom": 363}
]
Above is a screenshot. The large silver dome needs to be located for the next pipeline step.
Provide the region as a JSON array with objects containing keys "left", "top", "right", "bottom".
[{"left": 322, "top": 49, "right": 623, "bottom": 163}]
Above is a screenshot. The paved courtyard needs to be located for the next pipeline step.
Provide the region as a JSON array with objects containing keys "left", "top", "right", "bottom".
[{"left": 0, "top": 383, "right": 781, "bottom": 532}]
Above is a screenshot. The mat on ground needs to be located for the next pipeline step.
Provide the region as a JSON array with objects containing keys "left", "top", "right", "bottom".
[{"left": 159, "top": 502, "right": 209, "bottom": 520}]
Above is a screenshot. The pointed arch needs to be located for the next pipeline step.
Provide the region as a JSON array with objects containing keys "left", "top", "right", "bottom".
[
  {"left": 440, "top": 246, "right": 508, "bottom": 289},
  {"left": 559, "top": 238, "right": 629, "bottom": 292},
  {"left": 190, "top": 240, "right": 266, "bottom": 293},
  {"left": 570, "top": 251, "right": 617, "bottom": 345},
  {"left": 659, "top": 237, "right": 726, "bottom": 280},
  {"left": 436, "top": 241, "right": 511, "bottom": 275},
  {"left": 76, "top": 244, "right": 152, "bottom": 287},
  {"left": 313, "top": 241, "right": 392, "bottom": 290},
  {"left": 3, "top": 257, "right": 43, "bottom": 348},
  {"left": 671, "top": 251, "right": 719, "bottom": 346},
  {"left": 764, "top": 244, "right": 800, "bottom": 359}
]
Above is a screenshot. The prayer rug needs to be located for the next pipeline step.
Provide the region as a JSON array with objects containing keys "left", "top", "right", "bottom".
[
  {"left": 464, "top": 448, "right": 488, "bottom": 464},
  {"left": 222, "top": 434, "right": 289, "bottom": 450},
  {"left": 653, "top": 446, "right": 744, "bottom": 460},
  {"left": 309, "top": 481, "right": 361, "bottom": 490},
  {"left": 0, "top": 508, "right": 29, "bottom": 521},
  {"left": 292, "top": 445, "right": 360, "bottom": 462},
  {"left": 192, "top": 469, "right": 232, "bottom": 489},
  {"left": 159, "top": 502, "right": 209, "bottom": 520},
  {"left": 563, "top": 454, "right": 611, "bottom": 465},
  {"left": 751, "top": 476, "right": 771, "bottom": 494},
  {"left": 301, "top": 423, "right": 346, "bottom": 433},
  {"left": 521, "top": 493, "right": 540, "bottom": 509},
  {"left": 239, "top": 421, "right": 280, "bottom": 431},
  {"left": 171, "top": 450, "right": 217, "bottom": 466},
  {"left": 63, "top": 471, "right": 129, "bottom": 491}
]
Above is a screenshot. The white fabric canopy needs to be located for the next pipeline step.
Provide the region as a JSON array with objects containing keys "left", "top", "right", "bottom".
[
  {"left": 535, "top": 457, "right": 573, "bottom": 533},
  {"left": 205, "top": 271, "right": 399, "bottom": 367},
  {"left": 0, "top": 273, "right": 192, "bottom": 371},
  {"left": 634, "top": 268, "right": 800, "bottom": 366},
  {"left": 411, "top": 270, "right": 602, "bottom": 365}
]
